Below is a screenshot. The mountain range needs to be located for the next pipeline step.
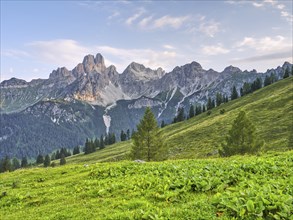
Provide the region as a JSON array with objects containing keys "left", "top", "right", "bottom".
[{"left": 0, "top": 53, "right": 291, "bottom": 159}]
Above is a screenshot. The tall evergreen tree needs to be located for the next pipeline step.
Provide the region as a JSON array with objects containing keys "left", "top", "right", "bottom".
[
  {"left": 216, "top": 92, "right": 223, "bottom": 106},
  {"left": 219, "top": 111, "right": 263, "bottom": 157},
  {"left": 21, "top": 157, "right": 28, "bottom": 168},
  {"left": 131, "top": 107, "right": 165, "bottom": 161},
  {"left": 1, "top": 156, "right": 12, "bottom": 172},
  {"left": 231, "top": 86, "right": 239, "bottom": 100},
  {"left": 60, "top": 154, "right": 66, "bottom": 165},
  {"left": 44, "top": 154, "right": 51, "bottom": 167},
  {"left": 160, "top": 120, "right": 166, "bottom": 128},
  {"left": 173, "top": 107, "right": 185, "bottom": 123},
  {"left": 189, "top": 105, "right": 195, "bottom": 118},
  {"left": 207, "top": 97, "right": 213, "bottom": 110},
  {"left": 126, "top": 129, "right": 130, "bottom": 140},
  {"left": 36, "top": 154, "right": 44, "bottom": 164},
  {"left": 120, "top": 130, "right": 127, "bottom": 141},
  {"left": 100, "top": 135, "right": 105, "bottom": 149},
  {"left": 12, "top": 158, "right": 20, "bottom": 170},
  {"left": 73, "top": 146, "right": 80, "bottom": 155}
]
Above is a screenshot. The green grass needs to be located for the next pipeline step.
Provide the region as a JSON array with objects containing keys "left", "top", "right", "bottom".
[
  {"left": 1, "top": 77, "right": 293, "bottom": 219},
  {"left": 66, "top": 77, "right": 293, "bottom": 164},
  {"left": 1, "top": 151, "right": 292, "bottom": 219}
]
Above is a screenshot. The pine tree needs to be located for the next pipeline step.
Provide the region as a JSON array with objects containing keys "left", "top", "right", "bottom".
[
  {"left": 44, "top": 155, "right": 51, "bottom": 167},
  {"left": 12, "top": 158, "right": 20, "bottom": 170},
  {"left": 120, "top": 130, "right": 127, "bottom": 141},
  {"left": 219, "top": 111, "right": 263, "bottom": 157},
  {"left": 216, "top": 92, "right": 222, "bottom": 106},
  {"left": 36, "top": 154, "right": 44, "bottom": 164},
  {"left": 100, "top": 135, "right": 105, "bottom": 149},
  {"left": 73, "top": 146, "right": 80, "bottom": 155},
  {"left": 231, "top": 86, "right": 239, "bottom": 100},
  {"left": 126, "top": 129, "right": 130, "bottom": 140},
  {"left": 189, "top": 105, "right": 195, "bottom": 118},
  {"left": 1, "top": 156, "right": 12, "bottom": 172},
  {"left": 202, "top": 104, "right": 206, "bottom": 112},
  {"left": 60, "top": 154, "right": 66, "bottom": 165},
  {"left": 161, "top": 120, "right": 165, "bottom": 128},
  {"left": 173, "top": 107, "right": 185, "bottom": 123},
  {"left": 207, "top": 97, "right": 213, "bottom": 110},
  {"left": 131, "top": 107, "right": 165, "bottom": 161},
  {"left": 21, "top": 157, "right": 28, "bottom": 168}
]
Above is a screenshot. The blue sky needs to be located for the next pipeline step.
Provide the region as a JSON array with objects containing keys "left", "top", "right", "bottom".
[{"left": 1, "top": 0, "right": 292, "bottom": 81}]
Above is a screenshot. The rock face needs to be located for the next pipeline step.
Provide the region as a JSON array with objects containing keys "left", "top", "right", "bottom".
[{"left": 0, "top": 53, "right": 291, "bottom": 159}]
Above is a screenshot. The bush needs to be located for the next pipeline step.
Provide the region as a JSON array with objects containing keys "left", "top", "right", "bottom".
[{"left": 220, "top": 109, "right": 225, "bottom": 114}]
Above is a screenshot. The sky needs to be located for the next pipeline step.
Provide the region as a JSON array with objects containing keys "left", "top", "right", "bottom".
[{"left": 1, "top": 0, "right": 292, "bottom": 82}]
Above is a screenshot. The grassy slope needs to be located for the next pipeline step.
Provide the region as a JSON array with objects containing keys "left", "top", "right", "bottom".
[
  {"left": 66, "top": 77, "right": 293, "bottom": 164},
  {"left": 1, "top": 151, "right": 292, "bottom": 219}
]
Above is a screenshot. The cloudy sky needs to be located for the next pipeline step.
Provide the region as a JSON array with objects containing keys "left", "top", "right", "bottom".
[{"left": 1, "top": 0, "right": 292, "bottom": 81}]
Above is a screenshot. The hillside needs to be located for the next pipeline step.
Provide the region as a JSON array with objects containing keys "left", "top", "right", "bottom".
[
  {"left": 1, "top": 151, "right": 292, "bottom": 219},
  {"left": 1, "top": 53, "right": 291, "bottom": 159},
  {"left": 65, "top": 76, "right": 293, "bottom": 164}
]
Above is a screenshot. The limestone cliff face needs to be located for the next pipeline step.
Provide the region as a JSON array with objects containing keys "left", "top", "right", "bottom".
[
  {"left": 0, "top": 52, "right": 291, "bottom": 159},
  {"left": 0, "top": 53, "right": 291, "bottom": 113}
]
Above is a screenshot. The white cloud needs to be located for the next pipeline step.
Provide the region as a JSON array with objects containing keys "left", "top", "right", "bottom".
[
  {"left": 236, "top": 35, "right": 290, "bottom": 52},
  {"left": 201, "top": 44, "right": 230, "bottom": 56},
  {"left": 95, "top": 45, "right": 180, "bottom": 72},
  {"left": 9, "top": 67, "right": 14, "bottom": 73},
  {"left": 125, "top": 8, "right": 145, "bottom": 25},
  {"left": 1, "top": 49, "right": 30, "bottom": 58},
  {"left": 27, "top": 39, "right": 92, "bottom": 69},
  {"left": 108, "top": 11, "right": 120, "bottom": 20},
  {"left": 138, "top": 16, "right": 153, "bottom": 28},
  {"left": 163, "top": 44, "right": 175, "bottom": 50},
  {"left": 277, "top": 4, "right": 285, "bottom": 10},
  {"left": 199, "top": 20, "right": 220, "bottom": 37},
  {"left": 152, "top": 15, "right": 190, "bottom": 29},
  {"left": 252, "top": 2, "right": 264, "bottom": 8},
  {"left": 24, "top": 39, "right": 182, "bottom": 72}
]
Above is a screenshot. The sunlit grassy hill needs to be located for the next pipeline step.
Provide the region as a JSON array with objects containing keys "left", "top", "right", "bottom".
[
  {"left": 66, "top": 76, "right": 293, "bottom": 164},
  {"left": 1, "top": 151, "right": 292, "bottom": 219}
]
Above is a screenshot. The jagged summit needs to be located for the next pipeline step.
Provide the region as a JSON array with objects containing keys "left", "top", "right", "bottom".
[
  {"left": 222, "top": 65, "right": 242, "bottom": 74},
  {"left": 82, "top": 53, "right": 106, "bottom": 73}
]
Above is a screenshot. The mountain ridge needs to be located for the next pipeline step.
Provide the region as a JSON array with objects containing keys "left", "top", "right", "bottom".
[{"left": 0, "top": 52, "right": 292, "bottom": 159}]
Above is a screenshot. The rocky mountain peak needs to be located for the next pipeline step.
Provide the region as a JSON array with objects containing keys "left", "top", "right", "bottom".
[
  {"left": 49, "top": 67, "right": 72, "bottom": 79},
  {"left": 82, "top": 53, "right": 106, "bottom": 73},
  {"left": 0, "top": 77, "right": 28, "bottom": 88},
  {"left": 222, "top": 65, "right": 241, "bottom": 74}
]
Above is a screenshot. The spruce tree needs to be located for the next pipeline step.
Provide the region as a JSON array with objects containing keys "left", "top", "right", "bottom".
[
  {"left": 189, "top": 105, "right": 195, "bottom": 118},
  {"left": 1, "top": 156, "right": 12, "bottom": 172},
  {"left": 219, "top": 111, "right": 263, "bottom": 156},
  {"left": 73, "top": 146, "right": 80, "bottom": 155},
  {"left": 60, "top": 154, "right": 66, "bottom": 165},
  {"left": 216, "top": 92, "right": 222, "bottom": 106},
  {"left": 21, "top": 157, "right": 28, "bottom": 168},
  {"left": 12, "top": 158, "right": 20, "bottom": 170},
  {"left": 120, "top": 130, "right": 126, "bottom": 141},
  {"left": 231, "top": 86, "right": 239, "bottom": 100},
  {"left": 207, "top": 97, "right": 212, "bottom": 110},
  {"left": 100, "top": 135, "right": 105, "bottom": 149},
  {"left": 36, "top": 154, "right": 44, "bottom": 164},
  {"left": 44, "top": 155, "right": 51, "bottom": 167},
  {"left": 126, "top": 129, "right": 130, "bottom": 140},
  {"left": 161, "top": 120, "right": 165, "bottom": 128},
  {"left": 131, "top": 107, "right": 165, "bottom": 161}
]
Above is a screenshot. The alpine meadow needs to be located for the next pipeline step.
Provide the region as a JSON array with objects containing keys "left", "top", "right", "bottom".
[{"left": 1, "top": 1, "right": 293, "bottom": 220}]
